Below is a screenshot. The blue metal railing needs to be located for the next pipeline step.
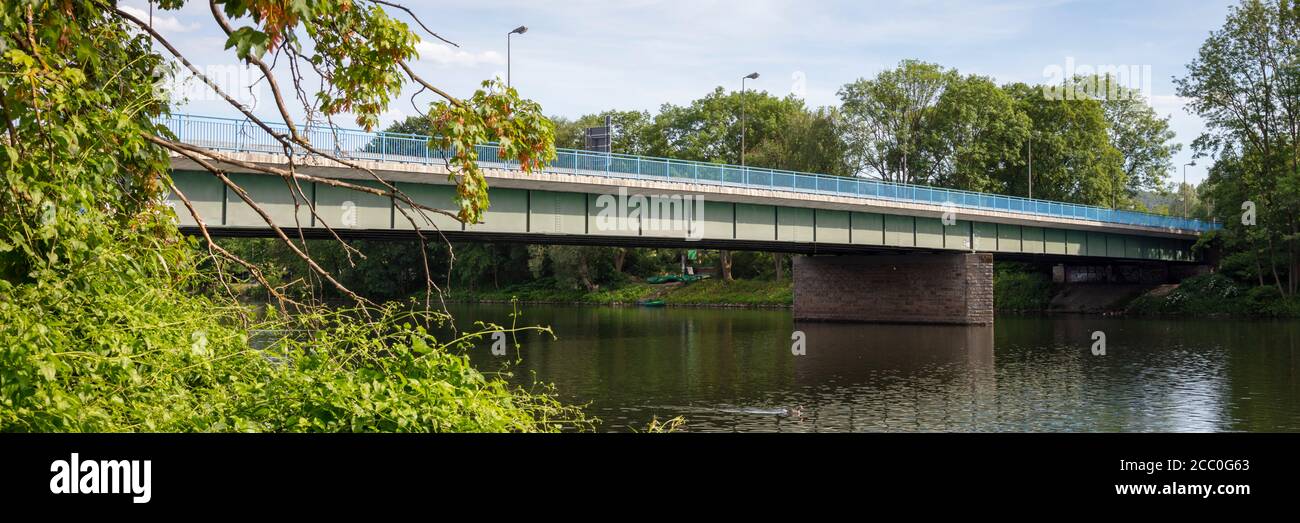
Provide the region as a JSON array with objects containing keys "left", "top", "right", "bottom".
[{"left": 158, "top": 113, "right": 1219, "bottom": 233}]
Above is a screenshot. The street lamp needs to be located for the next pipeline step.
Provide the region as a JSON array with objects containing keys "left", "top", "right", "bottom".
[
  {"left": 1183, "top": 161, "right": 1196, "bottom": 217},
  {"left": 741, "top": 72, "right": 759, "bottom": 166},
  {"left": 507, "top": 26, "right": 527, "bottom": 88},
  {"left": 1027, "top": 133, "right": 1033, "bottom": 199}
]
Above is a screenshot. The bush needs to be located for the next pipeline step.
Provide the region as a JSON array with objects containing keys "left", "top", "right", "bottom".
[
  {"left": 1124, "top": 273, "right": 1300, "bottom": 317},
  {"left": 993, "top": 265, "right": 1053, "bottom": 312},
  {"left": 0, "top": 260, "right": 587, "bottom": 432}
]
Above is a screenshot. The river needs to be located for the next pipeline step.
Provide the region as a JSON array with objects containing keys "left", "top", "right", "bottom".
[{"left": 448, "top": 303, "right": 1300, "bottom": 432}]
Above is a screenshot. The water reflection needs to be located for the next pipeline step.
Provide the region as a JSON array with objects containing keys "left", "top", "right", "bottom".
[{"left": 452, "top": 304, "right": 1300, "bottom": 432}]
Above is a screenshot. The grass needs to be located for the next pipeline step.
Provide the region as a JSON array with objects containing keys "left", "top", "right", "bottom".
[
  {"left": 662, "top": 278, "right": 792, "bottom": 307},
  {"left": 450, "top": 277, "right": 655, "bottom": 305},
  {"left": 449, "top": 277, "right": 793, "bottom": 307}
]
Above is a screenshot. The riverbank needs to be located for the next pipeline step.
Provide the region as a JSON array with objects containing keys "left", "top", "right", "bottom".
[
  {"left": 438, "top": 269, "right": 1300, "bottom": 318},
  {"left": 1124, "top": 274, "right": 1300, "bottom": 318},
  {"left": 447, "top": 277, "right": 794, "bottom": 308},
  {"left": 996, "top": 266, "right": 1300, "bottom": 318}
]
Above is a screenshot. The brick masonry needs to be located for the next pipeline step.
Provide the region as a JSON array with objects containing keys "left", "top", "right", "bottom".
[{"left": 793, "top": 253, "right": 994, "bottom": 325}]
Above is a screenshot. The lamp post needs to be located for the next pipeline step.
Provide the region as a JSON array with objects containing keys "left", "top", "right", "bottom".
[
  {"left": 507, "top": 26, "right": 527, "bottom": 88},
  {"left": 1027, "top": 133, "right": 1033, "bottom": 199},
  {"left": 741, "top": 72, "right": 759, "bottom": 166},
  {"left": 1183, "top": 161, "right": 1196, "bottom": 217}
]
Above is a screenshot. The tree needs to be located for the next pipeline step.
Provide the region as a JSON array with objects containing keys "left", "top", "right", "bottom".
[
  {"left": 651, "top": 86, "right": 807, "bottom": 165},
  {"left": 747, "top": 106, "right": 851, "bottom": 176},
  {"left": 553, "top": 109, "right": 656, "bottom": 154},
  {"left": 838, "top": 60, "right": 958, "bottom": 184},
  {"left": 1004, "top": 82, "right": 1125, "bottom": 205},
  {"left": 1086, "top": 74, "right": 1182, "bottom": 200},
  {"left": 924, "top": 74, "right": 1031, "bottom": 193},
  {"left": 0, "top": 0, "right": 584, "bottom": 431},
  {"left": 1176, "top": 0, "right": 1300, "bottom": 295}
]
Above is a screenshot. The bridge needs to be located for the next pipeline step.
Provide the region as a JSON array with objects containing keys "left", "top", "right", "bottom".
[{"left": 160, "top": 114, "right": 1217, "bottom": 325}]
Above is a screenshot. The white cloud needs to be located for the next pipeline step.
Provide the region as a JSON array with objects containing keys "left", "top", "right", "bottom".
[
  {"left": 119, "top": 6, "right": 200, "bottom": 34},
  {"left": 415, "top": 41, "right": 506, "bottom": 68}
]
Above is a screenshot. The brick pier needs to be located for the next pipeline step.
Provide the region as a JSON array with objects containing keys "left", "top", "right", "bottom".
[{"left": 793, "top": 253, "right": 994, "bottom": 325}]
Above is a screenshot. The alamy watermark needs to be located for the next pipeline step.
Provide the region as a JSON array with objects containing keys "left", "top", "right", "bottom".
[
  {"left": 49, "top": 453, "right": 152, "bottom": 504},
  {"left": 594, "top": 187, "right": 705, "bottom": 240},
  {"left": 790, "top": 71, "right": 807, "bottom": 99},
  {"left": 1042, "top": 57, "right": 1152, "bottom": 102},
  {"left": 490, "top": 331, "right": 507, "bottom": 356},
  {"left": 1091, "top": 330, "right": 1107, "bottom": 356},
  {"left": 152, "top": 62, "right": 265, "bottom": 106},
  {"left": 940, "top": 201, "right": 972, "bottom": 249}
]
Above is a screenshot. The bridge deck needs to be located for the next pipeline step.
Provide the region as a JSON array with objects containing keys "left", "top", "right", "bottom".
[
  {"left": 159, "top": 114, "right": 1217, "bottom": 235},
  {"left": 159, "top": 114, "right": 1209, "bottom": 263}
]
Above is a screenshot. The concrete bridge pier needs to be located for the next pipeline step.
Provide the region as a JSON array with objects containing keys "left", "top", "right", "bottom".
[{"left": 793, "top": 253, "right": 994, "bottom": 325}]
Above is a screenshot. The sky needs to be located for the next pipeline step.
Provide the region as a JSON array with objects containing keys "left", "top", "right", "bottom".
[{"left": 129, "top": 0, "right": 1239, "bottom": 184}]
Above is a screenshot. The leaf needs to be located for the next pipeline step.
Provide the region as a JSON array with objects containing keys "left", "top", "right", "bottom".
[{"left": 224, "top": 27, "right": 270, "bottom": 59}]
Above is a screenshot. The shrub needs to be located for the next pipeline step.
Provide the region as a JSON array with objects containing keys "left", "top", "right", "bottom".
[{"left": 993, "top": 266, "right": 1053, "bottom": 312}]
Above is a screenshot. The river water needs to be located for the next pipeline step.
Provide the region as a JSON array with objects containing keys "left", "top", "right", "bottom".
[{"left": 449, "top": 303, "right": 1300, "bottom": 432}]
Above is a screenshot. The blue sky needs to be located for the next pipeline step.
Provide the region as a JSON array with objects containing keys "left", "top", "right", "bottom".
[{"left": 131, "top": 0, "right": 1238, "bottom": 184}]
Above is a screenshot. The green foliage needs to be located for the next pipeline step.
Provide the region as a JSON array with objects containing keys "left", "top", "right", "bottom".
[
  {"left": 1178, "top": 0, "right": 1300, "bottom": 296},
  {"left": 456, "top": 277, "right": 655, "bottom": 305},
  {"left": 1091, "top": 75, "right": 1181, "bottom": 197},
  {"left": 552, "top": 109, "right": 657, "bottom": 155},
  {"left": 1126, "top": 274, "right": 1238, "bottom": 316},
  {"left": 747, "top": 106, "right": 851, "bottom": 176},
  {"left": 652, "top": 86, "right": 811, "bottom": 166},
  {"left": 639, "top": 416, "right": 686, "bottom": 433},
  {"left": 992, "top": 264, "right": 1053, "bottom": 312},
  {"left": 449, "top": 275, "right": 793, "bottom": 308},
  {"left": 547, "top": 90, "right": 848, "bottom": 176},
  {"left": 1125, "top": 273, "right": 1300, "bottom": 317},
  {"left": 0, "top": 0, "right": 173, "bottom": 286},
  {"left": 663, "top": 279, "right": 792, "bottom": 307},
  {"left": 535, "top": 245, "right": 617, "bottom": 292},
  {"left": 839, "top": 59, "right": 957, "bottom": 184},
  {"left": 1005, "top": 81, "right": 1126, "bottom": 206},
  {"left": 429, "top": 80, "right": 557, "bottom": 223},
  {"left": 927, "top": 74, "right": 1031, "bottom": 193},
  {"left": 0, "top": 0, "right": 585, "bottom": 432},
  {"left": 837, "top": 61, "right": 1157, "bottom": 208},
  {"left": 0, "top": 269, "right": 585, "bottom": 431}
]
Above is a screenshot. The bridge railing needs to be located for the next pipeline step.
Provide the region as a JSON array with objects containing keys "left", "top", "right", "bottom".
[{"left": 159, "top": 113, "right": 1219, "bottom": 233}]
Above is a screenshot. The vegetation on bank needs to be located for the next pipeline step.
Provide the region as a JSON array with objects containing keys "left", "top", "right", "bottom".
[
  {"left": 451, "top": 277, "right": 655, "bottom": 305},
  {"left": 663, "top": 279, "right": 793, "bottom": 307},
  {"left": 993, "top": 264, "right": 1054, "bottom": 312},
  {"left": 990, "top": 263, "right": 1300, "bottom": 318},
  {"left": 1125, "top": 274, "right": 1300, "bottom": 318},
  {"left": 448, "top": 277, "right": 793, "bottom": 308},
  {"left": 1, "top": 1, "right": 586, "bottom": 432},
  {"left": 2, "top": 274, "right": 585, "bottom": 431}
]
